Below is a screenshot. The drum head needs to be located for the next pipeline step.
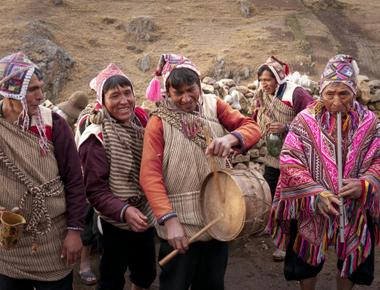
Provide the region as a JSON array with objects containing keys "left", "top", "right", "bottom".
[{"left": 200, "top": 170, "right": 245, "bottom": 241}]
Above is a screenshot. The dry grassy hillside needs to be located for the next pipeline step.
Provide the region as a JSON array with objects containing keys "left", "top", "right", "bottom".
[{"left": 0, "top": 0, "right": 379, "bottom": 103}]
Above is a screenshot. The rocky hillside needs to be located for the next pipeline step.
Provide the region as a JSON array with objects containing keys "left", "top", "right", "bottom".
[{"left": 0, "top": 0, "right": 379, "bottom": 103}]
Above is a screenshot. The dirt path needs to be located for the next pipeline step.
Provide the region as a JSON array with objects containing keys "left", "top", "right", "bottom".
[{"left": 73, "top": 235, "right": 380, "bottom": 290}]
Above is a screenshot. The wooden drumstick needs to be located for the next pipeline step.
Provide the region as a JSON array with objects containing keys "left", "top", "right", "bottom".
[{"left": 158, "top": 215, "right": 223, "bottom": 267}]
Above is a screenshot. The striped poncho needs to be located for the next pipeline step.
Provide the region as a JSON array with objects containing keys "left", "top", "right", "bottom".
[{"left": 267, "top": 100, "right": 380, "bottom": 277}]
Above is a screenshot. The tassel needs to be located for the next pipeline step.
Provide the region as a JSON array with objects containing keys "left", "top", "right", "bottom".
[
  {"left": 284, "top": 63, "right": 290, "bottom": 76},
  {"left": 146, "top": 76, "right": 163, "bottom": 102}
]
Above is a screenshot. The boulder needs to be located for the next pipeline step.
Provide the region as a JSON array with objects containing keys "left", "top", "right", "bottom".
[
  {"left": 248, "top": 149, "right": 260, "bottom": 158},
  {"left": 357, "top": 80, "right": 372, "bottom": 105},
  {"left": 127, "top": 16, "right": 159, "bottom": 42},
  {"left": 247, "top": 81, "right": 258, "bottom": 90},
  {"left": 22, "top": 21, "right": 74, "bottom": 102},
  {"left": 368, "top": 80, "right": 380, "bottom": 94},
  {"left": 357, "top": 75, "right": 369, "bottom": 83},
  {"left": 202, "top": 76, "right": 216, "bottom": 85},
  {"left": 52, "top": 0, "right": 63, "bottom": 5},
  {"left": 371, "top": 90, "right": 380, "bottom": 103},
  {"left": 234, "top": 163, "right": 248, "bottom": 169},
  {"left": 218, "top": 85, "right": 230, "bottom": 97},
  {"left": 201, "top": 83, "right": 215, "bottom": 94},
  {"left": 217, "top": 78, "right": 236, "bottom": 88},
  {"left": 239, "top": 0, "right": 255, "bottom": 18},
  {"left": 232, "top": 154, "right": 250, "bottom": 164},
  {"left": 137, "top": 54, "right": 151, "bottom": 72}
]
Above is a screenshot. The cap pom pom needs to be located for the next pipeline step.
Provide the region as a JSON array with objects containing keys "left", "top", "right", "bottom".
[{"left": 146, "top": 76, "right": 163, "bottom": 102}]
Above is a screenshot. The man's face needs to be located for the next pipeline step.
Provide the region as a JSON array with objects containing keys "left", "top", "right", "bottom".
[
  {"left": 103, "top": 85, "right": 135, "bottom": 123},
  {"left": 26, "top": 74, "right": 44, "bottom": 116},
  {"left": 259, "top": 70, "right": 278, "bottom": 95},
  {"left": 321, "top": 82, "right": 354, "bottom": 114},
  {"left": 167, "top": 83, "right": 200, "bottom": 113}
]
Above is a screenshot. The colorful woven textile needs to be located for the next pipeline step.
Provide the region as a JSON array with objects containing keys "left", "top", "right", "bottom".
[
  {"left": 89, "top": 63, "right": 132, "bottom": 105},
  {"left": 267, "top": 100, "right": 380, "bottom": 277},
  {"left": 258, "top": 56, "right": 290, "bottom": 85},
  {"left": 319, "top": 54, "right": 359, "bottom": 94},
  {"left": 0, "top": 52, "right": 36, "bottom": 100},
  {"left": 146, "top": 54, "right": 200, "bottom": 101}
]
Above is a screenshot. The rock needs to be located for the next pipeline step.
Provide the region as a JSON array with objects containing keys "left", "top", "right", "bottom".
[
  {"left": 232, "top": 154, "right": 250, "bottom": 164},
  {"left": 52, "top": 0, "right": 63, "bottom": 5},
  {"left": 22, "top": 21, "right": 74, "bottom": 102},
  {"left": 357, "top": 75, "right": 369, "bottom": 83},
  {"left": 239, "top": 0, "right": 255, "bottom": 18},
  {"left": 213, "top": 56, "right": 233, "bottom": 79},
  {"left": 127, "top": 16, "right": 158, "bottom": 42},
  {"left": 218, "top": 78, "right": 236, "bottom": 87},
  {"left": 239, "top": 94, "right": 249, "bottom": 114},
  {"left": 137, "top": 54, "right": 151, "bottom": 72},
  {"left": 375, "top": 101, "right": 380, "bottom": 111},
  {"left": 115, "top": 23, "right": 127, "bottom": 31},
  {"left": 224, "top": 94, "right": 240, "bottom": 110},
  {"left": 218, "top": 86, "right": 230, "bottom": 97},
  {"left": 249, "top": 162, "right": 265, "bottom": 174},
  {"left": 126, "top": 45, "right": 143, "bottom": 54},
  {"left": 358, "top": 80, "right": 372, "bottom": 105},
  {"left": 240, "top": 66, "right": 251, "bottom": 80},
  {"left": 234, "top": 85, "right": 250, "bottom": 95},
  {"left": 202, "top": 76, "right": 216, "bottom": 85},
  {"left": 259, "top": 146, "right": 267, "bottom": 156},
  {"left": 248, "top": 149, "right": 260, "bottom": 158},
  {"left": 254, "top": 139, "right": 265, "bottom": 148},
  {"left": 371, "top": 90, "right": 380, "bottom": 103},
  {"left": 248, "top": 81, "right": 258, "bottom": 90},
  {"left": 201, "top": 84, "right": 215, "bottom": 94},
  {"left": 234, "top": 163, "right": 248, "bottom": 170},
  {"left": 102, "top": 17, "right": 117, "bottom": 25},
  {"left": 368, "top": 80, "right": 380, "bottom": 94},
  {"left": 88, "top": 38, "right": 99, "bottom": 47},
  {"left": 245, "top": 92, "right": 255, "bottom": 98},
  {"left": 256, "top": 156, "right": 267, "bottom": 164}
]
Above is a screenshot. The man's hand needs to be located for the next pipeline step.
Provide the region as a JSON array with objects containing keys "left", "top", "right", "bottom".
[
  {"left": 267, "top": 122, "right": 287, "bottom": 134},
  {"left": 205, "top": 134, "right": 239, "bottom": 158},
  {"left": 317, "top": 192, "right": 341, "bottom": 218},
  {"left": 164, "top": 217, "right": 189, "bottom": 254},
  {"left": 61, "top": 230, "right": 82, "bottom": 266},
  {"left": 339, "top": 179, "right": 362, "bottom": 200},
  {"left": 124, "top": 206, "right": 149, "bottom": 232}
]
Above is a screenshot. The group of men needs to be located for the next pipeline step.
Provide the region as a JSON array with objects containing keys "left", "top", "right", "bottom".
[{"left": 0, "top": 50, "right": 378, "bottom": 290}]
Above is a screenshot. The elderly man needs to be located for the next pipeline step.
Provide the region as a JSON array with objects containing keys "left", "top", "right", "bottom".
[
  {"left": 0, "top": 52, "right": 87, "bottom": 290},
  {"left": 267, "top": 54, "right": 380, "bottom": 290}
]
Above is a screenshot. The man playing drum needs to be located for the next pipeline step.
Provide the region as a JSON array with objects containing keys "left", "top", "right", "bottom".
[
  {"left": 0, "top": 52, "right": 87, "bottom": 289},
  {"left": 267, "top": 55, "right": 380, "bottom": 290},
  {"left": 140, "top": 53, "right": 261, "bottom": 290}
]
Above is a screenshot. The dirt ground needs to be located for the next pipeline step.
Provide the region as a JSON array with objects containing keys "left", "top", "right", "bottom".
[{"left": 73, "top": 234, "right": 380, "bottom": 290}]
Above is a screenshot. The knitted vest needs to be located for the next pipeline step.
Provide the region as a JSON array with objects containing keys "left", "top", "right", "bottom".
[
  {"left": 0, "top": 106, "right": 70, "bottom": 281},
  {"left": 257, "top": 82, "right": 298, "bottom": 168},
  {"left": 154, "top": 94, "right": 226, "bottom": 241}
]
